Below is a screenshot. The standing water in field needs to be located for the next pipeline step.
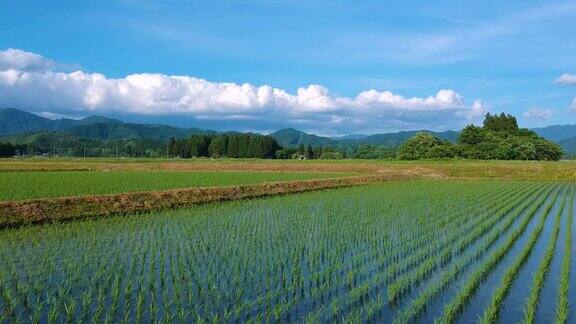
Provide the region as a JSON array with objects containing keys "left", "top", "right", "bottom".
[
  {"left": 452, "top": 185, "right": 560, "bottom": 323},
  {"left": 0, "top": 181, "right": 573, "bottom": 323},
  {"left": 497, "top": 187, "right": 568, "bottom": 323}
]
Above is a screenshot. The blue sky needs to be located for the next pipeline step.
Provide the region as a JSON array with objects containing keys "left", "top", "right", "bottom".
[{"left": 1, "top": 0, "right": 576, "bottom": 135}]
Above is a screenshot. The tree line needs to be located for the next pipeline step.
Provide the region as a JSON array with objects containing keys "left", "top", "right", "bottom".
[
  {"left": 0, "top": 142, "right": 17, "bottom": 157},
  {"left": 396, "top": 113, "right": 563, "bottom": 161},
  {"left": 0, "top": 113, "right": 566, "bottom": 161},
  {"left": 167, "top": 133, "right": 281, "bottom": 159}
]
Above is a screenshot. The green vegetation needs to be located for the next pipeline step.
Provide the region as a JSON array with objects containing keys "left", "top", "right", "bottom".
[
  {"left": 437, "top": 184, "right": 557, "bottom": 323},
  {"left": 352, "top": 144, "right": 397, "bottom": 159},
  {"left": 1, "top": 109, "right": 566, "bottom": 161},
  {"left": 396, "top": 132, "right": 455, "bottom": 159},
  {"left": 0, "top": 170, "right": 352, "bottom": 201},
  {"left": 394, "top": 184, "right": 550, "bottom": 323},
  {"left": 0, "top": 180, "right": 573, "bottom": 322},
  {"left": 0, "top": 142, "right": 15, "bottom": 158},
  {"left": 521, "top": 188, "right": 567, "bottom": 324},
  {"left": 398, "top": 113, "right": 563, "bottom": 160},
  {"left": 1, "top": 131, "right": 172, "bottom": 157},
  {"left": 555, "top": 188, "right": 573, "bottom": 324},
  {"left": 168, "top": 133, "right": 281, "bottom": 159}
]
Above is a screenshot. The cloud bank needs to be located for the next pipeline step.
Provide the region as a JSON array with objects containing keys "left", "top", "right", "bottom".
[{"left": 0, "top": 48, "right": 486, "bottom": 134}]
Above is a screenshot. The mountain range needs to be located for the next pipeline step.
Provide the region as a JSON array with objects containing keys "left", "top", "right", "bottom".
[
  {"left": 0, "top": 108, "right": 208, "bottom": 141},
  {"left": 2, "top": 108, "right": 576, "bottom": 154}
]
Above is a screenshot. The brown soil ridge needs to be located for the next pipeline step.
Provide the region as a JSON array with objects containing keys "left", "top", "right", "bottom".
[{"left": 0, "top": 174, "right": 412, "bottom": 228}]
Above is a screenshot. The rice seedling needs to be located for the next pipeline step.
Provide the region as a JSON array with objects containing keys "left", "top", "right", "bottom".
[
  {"left": 0, "top": 180, "right": 571, "bottom": 323},
  {"left": 391, "top": 183, "right": 553, "bottom": 323},
  {"left": 521, "top": 187, "right": 567, "bottom": 324},
  {"left": 438, "top": 184, "right": 559, "bottom": 324},
  {"left": 0, "top": 170, "right": 355, "bottom": 201},
  {"left": 555, "top": 187, "right": 574, "bottom": 324}
]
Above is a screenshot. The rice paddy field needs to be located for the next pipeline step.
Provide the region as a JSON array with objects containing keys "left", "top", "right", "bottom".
[
  {"left": 1, "top": 179, "right": 575, "bottom": 323},
  {"left": 0, "top": 170, "right": 354, "bottom": 201}
]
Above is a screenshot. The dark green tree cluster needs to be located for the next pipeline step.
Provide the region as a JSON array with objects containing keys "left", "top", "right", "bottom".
[
  {"left": 396, "top": 133, "right": 455, "bottom": 160},
  {"left": 168, "top": 133, "right": 281, "bottom": 159},
  {"left": 397, "top": 113, "right": 563, "bottom": 161},
  {"left": 1, "top": 131, "right": 172, "bottom": 157},
  {"left": 275, "top": 144, "right": 346, "bottom": 159},
  {"left": 0, "top": 142, "right": 16, "bottom": 157},
  {"left": 354, "top": 145, "right": 397, "bottom": 159}
]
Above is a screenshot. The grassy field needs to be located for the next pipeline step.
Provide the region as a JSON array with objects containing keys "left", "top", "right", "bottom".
[
  {"left": 2, "top": 157, "right": 576, "bottom": 180},
  {"left": 0, "top": 180, "right": 574, "bottom": 323},
  {"left": 0, "top": 170, "right": 355, "bottom": 201}
]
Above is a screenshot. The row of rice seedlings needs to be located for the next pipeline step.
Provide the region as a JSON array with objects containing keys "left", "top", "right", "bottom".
[
  {"left": 386, "top": 182, "right": 539, "bottom": 302},
  {"left": 439, "top": 184, "right": 560, "bottom": 324},
  {"left": 395, "top": 187, "right": 552, "bottom": 323},
  {"left": 555, "top": 186, "right": 574, "bottom": 324},
  {"left": 0, "top": 170, "right": 353, "bottom": 201},
  {"left": 389, "top": 183, "right": 554, "bottom": 323},
  {"left": 0, "top": 181, "right": 538, "bottom": 322},
  {"left": 519, "top": 187, "right": 567, "bottom": 324},
  {"left": 481, "top": 186, "right": 566, "bottom": 323},
  {"left": 252, "top": 181, "right": 528, "bottom": 320},
  {"left": 40, "top": 185, "right": 426, "bottom": 318},
  {"left": 142, "top": 185, "right": 396, "bottom": 318},
  {"left": 313, "top": 183, "right": 538, "bottom": 321},
  {"left": 346, "top": 182, "right": 535, "bottom": 309},
  {"left": 386, "top": 183, "right": 533, "bottom": 277},
  {"left": 266, "top": 182, "right": 514, "bottom": 320}
]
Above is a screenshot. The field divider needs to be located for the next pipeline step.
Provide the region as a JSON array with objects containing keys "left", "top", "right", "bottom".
[{"left": 0, "top": 174, "right": 408, "bottom": 228}]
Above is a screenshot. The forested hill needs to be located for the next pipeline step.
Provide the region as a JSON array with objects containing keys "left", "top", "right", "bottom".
[
  {"left": 0, "top": 108, "right": 208, "bottom": 140},
  {"left": 2, "top": 108, "right": 576, "bottom": 155}
]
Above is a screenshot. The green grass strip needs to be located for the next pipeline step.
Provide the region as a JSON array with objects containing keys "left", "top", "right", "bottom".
[
  {"left": 555, "top": 186, "right": 574, "bottom": 324},
  {"left": 438, "top": 184, "right": 560, "bottom": 324}
]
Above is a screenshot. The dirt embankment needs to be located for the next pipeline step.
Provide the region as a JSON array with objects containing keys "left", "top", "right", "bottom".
[{"left": 0, "top": 174, "right": 416, "bottom": 228}]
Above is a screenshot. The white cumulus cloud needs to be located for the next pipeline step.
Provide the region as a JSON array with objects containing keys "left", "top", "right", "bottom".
[
  {"left": 523, "top": 107, "right": 554, "bottom": 120},
  {"left": 0, "top": 48, "right": 55, "bottom": 72},
  {"left": 456, "top": 100, "right": 487, "bottom": 120},
  {"left": 555, "top": 73, "right": 576, "bottom": 85},
  {"left": 0, "top": 48, "right": 486, "bottom": 133}
]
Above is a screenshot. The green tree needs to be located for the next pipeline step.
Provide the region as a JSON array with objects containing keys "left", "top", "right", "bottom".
[
  {"left": 458, "top": 125, "right": 486, "bottom": 145},
  {"left": 208, "top": 136, "right": 226, "bottom": 157},
  {"left": 455, "top": 113, "right": 562, "bottom": 161},
  {"left": 396, "top": 132, "right": 453, "bottom": 160}
]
